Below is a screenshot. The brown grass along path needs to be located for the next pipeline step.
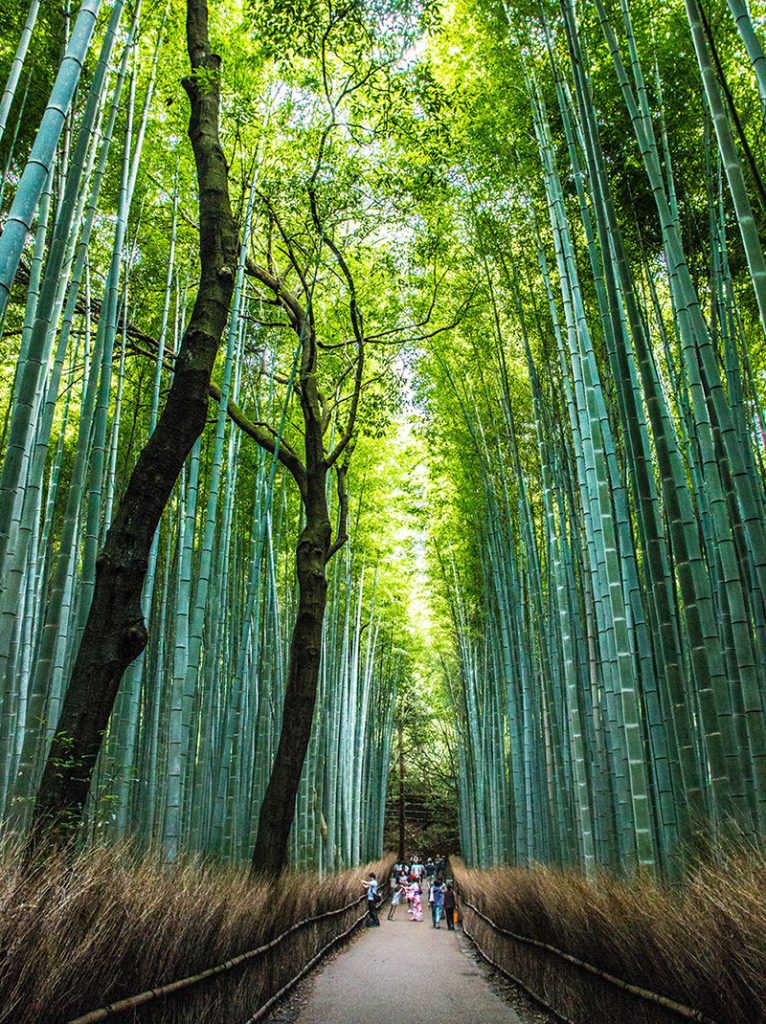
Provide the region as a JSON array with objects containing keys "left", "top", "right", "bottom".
[
  {"left": 452, "top": 852, "right": 766, "bottom": 1024},
  {"left": 0, "top": 846, "right": 394, "bottom": 1023}
]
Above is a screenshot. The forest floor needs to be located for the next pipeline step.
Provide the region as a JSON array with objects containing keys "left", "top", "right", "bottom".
[{"left": 263, "top": 909, "right": 557, "bottom": 1024}]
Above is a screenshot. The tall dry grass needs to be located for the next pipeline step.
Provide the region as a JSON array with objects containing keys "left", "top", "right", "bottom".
[
  {"left": 454, "top": 851, "right": 766, "bottom": 1024},
  {"left": 0, "top": 845, "right": 393, "bottom": 1024}
]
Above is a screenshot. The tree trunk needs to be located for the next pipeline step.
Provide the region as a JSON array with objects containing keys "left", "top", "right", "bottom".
[
  {"left": 251, "top": 480, "right": 331, "bottom": 876},
  {"left": 30, "top": 0, "right": 238, "bottom": 848}
]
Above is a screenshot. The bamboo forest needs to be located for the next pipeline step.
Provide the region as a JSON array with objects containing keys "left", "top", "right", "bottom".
[{"left": 2, "top": 0, "right": 766, "bottom": 1022}]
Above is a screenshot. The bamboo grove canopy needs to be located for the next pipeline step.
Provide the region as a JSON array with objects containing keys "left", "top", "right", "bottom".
[{"left": 0, "top": 0, "right": 766, "bottom": 878}]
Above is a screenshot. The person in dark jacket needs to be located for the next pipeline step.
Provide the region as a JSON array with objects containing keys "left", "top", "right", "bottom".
[{"left": 442, "top": 883, "right": 457, "bottom": 930}]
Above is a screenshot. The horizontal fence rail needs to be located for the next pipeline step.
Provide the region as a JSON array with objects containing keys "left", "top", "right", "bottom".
[
  {"left": 458, "top": 896, "right": 718, "bottom": 1024},
  {"left": 245, "top": 905, "right": 370, "bottom": 1023},
  {"left": 67, "top": 892, "right": 378, "bottom": 1024}
]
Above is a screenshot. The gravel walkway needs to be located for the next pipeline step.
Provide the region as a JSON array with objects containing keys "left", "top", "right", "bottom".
[{"left": 288, "top": 911, "right": 533, "bottom": 1024}]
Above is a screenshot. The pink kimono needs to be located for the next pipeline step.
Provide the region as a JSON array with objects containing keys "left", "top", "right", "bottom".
[{"left": 407, "top": 885, "right": 423, "bottom": 921}]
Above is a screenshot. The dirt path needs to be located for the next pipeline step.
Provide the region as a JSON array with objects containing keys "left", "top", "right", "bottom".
[{"left": 290, "top": 911, "right": 531, "bottom": 1024}]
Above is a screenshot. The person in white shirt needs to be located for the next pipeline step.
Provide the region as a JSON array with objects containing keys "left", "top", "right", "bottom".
[{"left": 387, "top": 880, "right": 403, "bottom": 920}]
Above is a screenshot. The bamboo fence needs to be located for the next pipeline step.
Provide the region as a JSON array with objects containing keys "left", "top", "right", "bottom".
[{"left": 459, "top": 896, "right": 717, "bottom": 1024}]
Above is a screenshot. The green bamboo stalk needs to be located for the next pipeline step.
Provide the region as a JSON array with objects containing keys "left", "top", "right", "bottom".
[
  {"left": 0, "top": 0, "right": 41, "bottom": 150},
  {"left": 725, "top": 0, "right": 766, "bottom": 115},
  {"left": 0, "top": 0, "right": 127, "bottom": 587},
  {"left": 0, "top": 0, "right": 104, "bottom": 322}
]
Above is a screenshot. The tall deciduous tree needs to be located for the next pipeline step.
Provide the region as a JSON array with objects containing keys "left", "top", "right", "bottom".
[
  {"left": 245, "top": 208, "right": 362, "bottom": 876},
  {"left": 32, "top": 0, "right": 239, "bottom": 844}
]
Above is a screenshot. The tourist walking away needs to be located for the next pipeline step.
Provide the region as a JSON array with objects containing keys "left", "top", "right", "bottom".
[
  {"left": 442, "top": 883, "right": 456, "bottom": 930},
  {"left": 387, "top": 880, "right": 402, "bottom": 920},
  {"left": 429, "top": 879, "right": 445, "bottom": 927},
  {"left": 407, "top": 882, "right": 423, "bottom": 921},
  {"left": 363, "top": 872, "right": 380, "bottom": 927}
]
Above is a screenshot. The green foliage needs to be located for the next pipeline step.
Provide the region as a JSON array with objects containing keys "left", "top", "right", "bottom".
[
  {"left": 187, "top": 64, "right": 219, "bottom": 93},
  {"left": 0, "top": 1, "right": 64, "bottom": 164},
  {"left": 2, "top": 0, "right": 766, "bottom": 878},
  {"left": 246, "top": 0, "right": 438, "bottom": 64}
]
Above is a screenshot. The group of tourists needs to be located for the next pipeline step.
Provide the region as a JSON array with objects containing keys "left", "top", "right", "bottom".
[
  {"left": 386, "top": 856, "right": 457, "bottom": 929},
  {"left": 362, "top": 855, "right": 458, "bottom": 930}
]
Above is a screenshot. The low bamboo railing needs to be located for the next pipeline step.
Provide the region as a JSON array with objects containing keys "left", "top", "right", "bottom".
[
  {"left": 66, "top": 890, "right": 381, "bottom": 1024},
  {"left": 458, "top": 896, "right": 718, "bottom": 1024}
]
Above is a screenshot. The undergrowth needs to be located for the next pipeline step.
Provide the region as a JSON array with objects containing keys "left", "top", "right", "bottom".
[
  {"left": 0, "top": 846, "right": 393, "bottom": 1024},
  {"left": 454, "top": 850, "right": 766, "bottom": 1024}
]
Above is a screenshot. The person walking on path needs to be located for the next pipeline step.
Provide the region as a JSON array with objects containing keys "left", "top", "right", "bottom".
[
  {"left": 293, "top": 880, "right": 525, "bottom": 1024},
  {"left": 429, "top": 879, "right": 445, "bottom": 928},
  {"left": 408, "top": 882, "right": 424, "bottom": 921},
  {"left": 363, "top": 872, "right": 380, "bottom": 927},
  {"left": 387, "top": 881, "right": 402, "bottom": 920},
  {"left": 425, "top": 858, "right": 435, "bottom": 881},
  {"left": 442, "top": 883, "right": 456, "bottom": 931}
]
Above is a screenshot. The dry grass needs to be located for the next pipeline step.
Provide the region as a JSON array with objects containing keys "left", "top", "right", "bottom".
[
  {"left": 453, "top": 851, "right": 766, "bottom": 1024},
  {"left": 0, "top": 845, "right": 393, "bottom": 1024}
]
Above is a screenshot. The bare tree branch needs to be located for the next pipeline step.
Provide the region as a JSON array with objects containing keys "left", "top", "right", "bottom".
[
  {"left": 308, "top": 186, "right": 365, "bottom": 468},
  {"left": 123, "top": 333, "right": 307, "bottom": 496},
  {"left": 326, "top": 457, "right": 351, "bottom": 561}
]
